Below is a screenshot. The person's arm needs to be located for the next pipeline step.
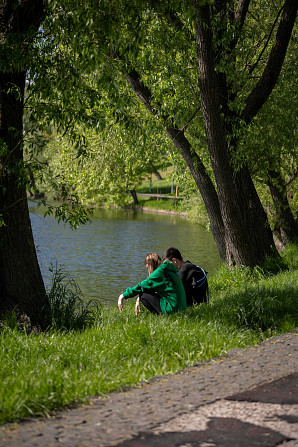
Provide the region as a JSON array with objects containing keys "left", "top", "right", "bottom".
[
  {"left": 118, "top": 266, "right": 166, "bottom": 311},
  {"left": 118, "top": 276, "right": 154, "bottom": 312},
  {"left": 123, "top": 270, "right": 165, "bottom": 299},
  {"left": 135, "top": 296, "right": 141, "bottom": 315},
  {"left": 118, "top": 293, "right": 124, "bottom": 311}
]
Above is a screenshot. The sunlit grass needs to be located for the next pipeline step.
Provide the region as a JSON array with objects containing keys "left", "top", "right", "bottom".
[
  {"left": 135, "top": 167, "right": 186, "bottom": 213},
  {"left": 0, "top": 309, "right": 259, "bottom": 424},
  {"left": 138, "top": 198, "right": 184, "bottom": 212},
  {"left": 0, "top": 244, "right": 297, "bottom": 425}
]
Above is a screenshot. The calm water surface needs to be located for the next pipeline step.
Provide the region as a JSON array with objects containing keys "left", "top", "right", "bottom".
[{"left": 29, "top": 204, "right": 221, "bottom": 304}]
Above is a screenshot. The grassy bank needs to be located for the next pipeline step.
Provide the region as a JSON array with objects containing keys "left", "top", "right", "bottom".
[
  {"left": 0, "top": 245, "right": 297, "bottom": 425},
  {"left": 135, "top": 171, "right": 187, "bottom": 214}
]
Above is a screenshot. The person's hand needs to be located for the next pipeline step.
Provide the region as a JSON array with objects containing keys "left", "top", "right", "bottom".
[
  {"left": 135, "top": 297, "right": 141, "bottom": 315},
  {"left": 118, "top": 294, "right": 124, "bottom": 311}
]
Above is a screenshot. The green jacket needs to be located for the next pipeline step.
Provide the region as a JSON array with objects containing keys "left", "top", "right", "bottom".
[{"left": 123, "top": 260, "right": 187, "bottom": 314}]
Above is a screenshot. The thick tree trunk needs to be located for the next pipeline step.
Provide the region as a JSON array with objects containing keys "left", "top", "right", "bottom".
[
  {"left": 0, "top": 0, "right": 50, "bottom": 327},
  {"left": 267, "top": 169, "right": 298, "bottom": 245},
  {"left": 193, "top": 2, "right": 277, "bottom": 266},
  {"left": 0, "top": 71, "right": 50, "bottom": 327}
]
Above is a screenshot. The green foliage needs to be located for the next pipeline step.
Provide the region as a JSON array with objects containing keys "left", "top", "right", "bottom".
[
  {"left": 242, "top": 31, "right": 297, "bottom": 226},
  {"left": 39, "top": 198, "right": 92, "bottom": 229},
  {"left": 17, "top": 0, "right": 295, "bottom": 243},
  {"left": 31, "top": 117, "right": 175, "bottom": 207},
  {"left": 21, "top": 0, "right": 209, "bottom": 211},
  {"left": 280, "top": 241, "right": 298, "bottom": 270}
]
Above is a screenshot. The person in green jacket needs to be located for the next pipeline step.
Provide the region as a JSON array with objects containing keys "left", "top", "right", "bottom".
[{"left": 118, "top": 252, "right": 187, "bottom": 315}]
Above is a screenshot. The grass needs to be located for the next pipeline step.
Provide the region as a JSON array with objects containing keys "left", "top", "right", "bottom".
[
  {"left": 136, "top": 165, "right": 176, "bottom": 195},
  {"left": 136, "top": 177, "right": 175, "bottom": 195},
  {"left": 137, "top": 197, "right": 185, "bottom": 212},
  {"left": 135, "top": 168, "right": 187, "bottom": 213},
  {"left": 0, "top": 245, "right": 297, "bottom": 425},
  {"left": 133, "top": 170, "right": 210, "bottom": 224},
  {"left": 48, "top": 264, "right": 101, "bottom": 331}
]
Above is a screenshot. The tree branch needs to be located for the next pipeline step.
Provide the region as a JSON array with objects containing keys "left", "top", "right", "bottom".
[
  {"left": 248, "top": 4, "right": 284, "bottom": 75},
  {"left": 241, "top": 0, "right": 297, "bottom": 124},
  {"left": 181, "top": 106, "right": 201, "bottom": 132},
  {"left": 235, "top": 0, "right": 251, "bottom": 29},
  {"left": 125, "top": 69, "right": 157, "bottom": 117},
  {"left": 285, "top": 168, "right": 297, "bottom": 186},
  {"left": 125, "top": 67, "right": 226, "bottom": 261}
]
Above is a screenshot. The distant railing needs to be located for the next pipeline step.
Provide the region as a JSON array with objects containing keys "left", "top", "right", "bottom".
[{"left": 136, "top": 193, "right": 184, "bottom": 200}]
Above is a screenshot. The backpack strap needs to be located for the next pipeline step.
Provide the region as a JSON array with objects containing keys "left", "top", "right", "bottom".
[{"left": 190, "top": 265, "right": 207, "bottom": 288}]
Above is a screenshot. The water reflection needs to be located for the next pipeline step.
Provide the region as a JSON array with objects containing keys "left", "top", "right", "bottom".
[{"left": 29, "top": 205, "right": 221, "bottom": 304}]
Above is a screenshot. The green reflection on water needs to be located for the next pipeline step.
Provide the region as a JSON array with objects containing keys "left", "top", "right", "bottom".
[{"left": 29, "top": 204, "right": 221, "bottom": 304}]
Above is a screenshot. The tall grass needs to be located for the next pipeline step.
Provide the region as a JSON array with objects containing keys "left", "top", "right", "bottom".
[
  {"left": 0, "top": 245, "right": 297, "bottom": 425},
  {"left": 47, "top": 265, "right": 101, "bottom": 331}
]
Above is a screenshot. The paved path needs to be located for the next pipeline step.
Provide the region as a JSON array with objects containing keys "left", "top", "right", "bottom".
[{"left": 0, "top": 330, "right": 297, "bottom": 447}]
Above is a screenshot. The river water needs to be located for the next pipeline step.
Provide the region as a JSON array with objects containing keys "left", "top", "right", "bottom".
[{"left": 29, "top": 204, "right": 221, "bottom": 305}]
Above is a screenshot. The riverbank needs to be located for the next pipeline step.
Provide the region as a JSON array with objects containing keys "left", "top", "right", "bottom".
[
  {"left": 123, "top": 204, "right": 189, "bottom": 217},
  {"left": 0, "top": 243, "right": 297, "bottom": 425}
]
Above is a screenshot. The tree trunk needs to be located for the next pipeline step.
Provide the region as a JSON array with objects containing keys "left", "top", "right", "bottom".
[
  {"left": 0, "top": 0, "right": 50, "bottom": 327},
  {"left": 0, "top": 71, "right": 50, "bottom": 326},
  {"left": 129, "top": 189, "right": 139, "bottom": 205},
  {"left": 149, "top": 162, "right": 162, "bottom": 180},
  {"left": 0, "top": 69, "right": 50, "bottom": 327},
  {"left": 193, "top": 2, "right": 277, "bottom": 266},
  {"left": 267, "top": 169, "right": 298, "bottom": 245}
]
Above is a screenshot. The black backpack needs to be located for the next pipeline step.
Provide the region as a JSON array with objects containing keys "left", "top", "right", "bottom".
[{"left": 179, "top": 261, "right": 208, "bottom": 306}]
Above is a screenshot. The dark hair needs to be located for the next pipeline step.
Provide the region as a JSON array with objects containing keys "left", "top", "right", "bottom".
[
  {"left": 144, "top": 252, "right": 162, "bottom": 275},
  {"left": 163, "top": 247, "right": 183, "bottom": 261}
]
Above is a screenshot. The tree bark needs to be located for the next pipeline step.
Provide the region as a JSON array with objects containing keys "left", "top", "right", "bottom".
[
  {"left": 193, "top": 2, "right": 277, "bottom": 266},
  {"left": 267, "top": 169, "right": 298, "bottom": 245},
  {"left": 0, "top": 0, "right": 50, "bottom": 327}
]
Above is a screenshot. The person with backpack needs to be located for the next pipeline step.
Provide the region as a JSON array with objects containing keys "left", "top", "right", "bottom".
[
  {"left": 163, "top": 247, "right": 208, "bottom": 307},
  {"left": 118, "top": 252, "right": 187, "bottom": 315}
]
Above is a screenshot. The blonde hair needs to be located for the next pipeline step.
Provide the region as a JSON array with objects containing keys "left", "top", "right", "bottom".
[{"left": 144, "top": 252, "right": 162, "bottom": 275}]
